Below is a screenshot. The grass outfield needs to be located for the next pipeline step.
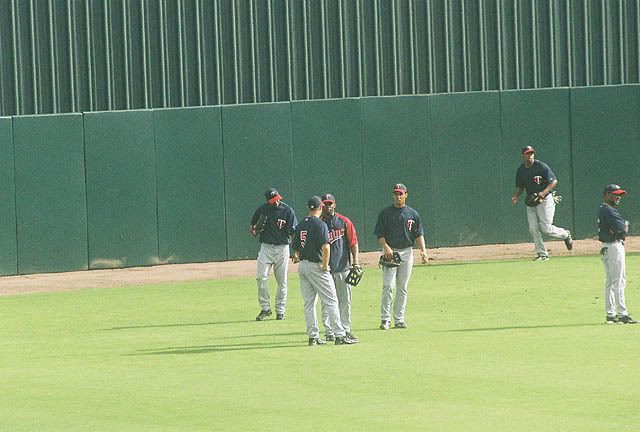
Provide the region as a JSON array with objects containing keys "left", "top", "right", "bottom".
[{"left": 1, "top": 254, "right": 639, "bottom": 431}]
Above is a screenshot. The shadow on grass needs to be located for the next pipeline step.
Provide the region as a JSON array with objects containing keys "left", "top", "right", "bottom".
[
  {"left": 105, "top": 320, "right": 258, "bottom": 330},
  {"left": 129, "top": 340, "right": 306, "bottom": 355},
  {"left": 435, "top": 322, "right": 604, "bottom": 333}
]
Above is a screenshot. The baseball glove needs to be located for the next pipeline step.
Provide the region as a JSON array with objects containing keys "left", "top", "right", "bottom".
[
  {"left": 379, "top": 252, "right": 402, "bottom": 268},
  {"left": 254, "top": 214, "right": 268, "bottom": 235},
  {"left": 345, "top": 264, "right": 363, "bottom": 286},
  {"left": 525, "top": 193, "right": 543, "bottom": 207}
]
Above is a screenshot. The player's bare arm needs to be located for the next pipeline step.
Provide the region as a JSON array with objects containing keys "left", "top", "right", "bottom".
[
  {"left": 539, "top": 179, "right": 558, "bottom": 198},
  {"left": 350, "top": 243, "right": 360, "bottom": 266},
  {"left": 321, "top": 243, "right": 331, "bottom": 272},
  {"left": 378, "top": 237, "right": 394, "bottom": 259},
  {"left": 416, "top": 235, "right": 428, "bottom": 264},
  {"left": 512, "top": 187, "right": 524, "bottom": 205}
]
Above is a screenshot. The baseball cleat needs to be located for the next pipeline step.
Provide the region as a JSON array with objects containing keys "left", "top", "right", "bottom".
[
  {"left": 325, "top": 335, "right": 335, "bottom": 342},
  {"left": 308, "top": 337, "right": 327, "bottom": 346},
  {"left": 255, "top": 309, "right": 272, "bottom": 321},
  {"left": 276, "top": 313, "right": 285, "bottom": 320},
  {"left": 335, "top": 334, "right": 359, "bottom": 345},
  {"left": 394, "top": 322, "right": 407, "bottom": 329},
  {"left": 564, "top": 231, "right": 573, "bottom": 251},
  {"left": 533, "top": 255, "right": 549, "bottom": 261},
  {"left": 379, "top": 320, "right": 390, "bottom": 330},
  {"left": 617, "top": 314, "right": 638, "bottom": 324},
  {"left": 345, "top": 331, "right": 359, "bottom": 342},
  {"left": 606, "top": 315, "right": 618, "bottom": 324}
]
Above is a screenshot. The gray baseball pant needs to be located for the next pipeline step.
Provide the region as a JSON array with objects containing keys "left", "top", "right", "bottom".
[
  {"left": 322, "top": 270, "right": 353, "bottom": 337},
  {"left": 299, "top": 260, "right": 346, "bottom": 339},
  {"left": 256, "top": 243, "right": 289, "bottom": 314},
  {"left": 526, "top": 194, "right": 569, "bottom": 257},
  {"left": 381, "top": 246, "right": 414, "bottom": 324},
  {"left": 601, "top": 241, "right": 628, "bottom": 317}
]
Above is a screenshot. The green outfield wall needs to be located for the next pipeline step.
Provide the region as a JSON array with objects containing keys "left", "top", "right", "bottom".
[{"left": 0, "top": 85, "right": 638, "bottom": 275}]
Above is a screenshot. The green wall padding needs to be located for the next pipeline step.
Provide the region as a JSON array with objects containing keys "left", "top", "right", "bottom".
[
  {"left": 84, "top": 110, "right": 159, "bottom": 268},
  {"left": 430, "top": 92, "right": 503, "bottom": 246},
  {"left": 154, "top": 107, "right": 226, "bottom": 263},
  {"left": 570, "top": 85, "right": 640, "bottom": 238},
  {"left": 290, "top": 99, "right": 366, "bottom": 247},
  {"left": 222, "top": 103, "right": 294, "bottom": 260},
  {"left": 13, "top": 114, "right": 88, "bottom": 274},
  {"left": 500, "top": 88, "right": 573, "bottom": 245},
  {"left": 360, "top": 96, "right": 433, "bottom": 250},
  {"left": 0, "top": 117, "right": 17, "bottom": 275}
]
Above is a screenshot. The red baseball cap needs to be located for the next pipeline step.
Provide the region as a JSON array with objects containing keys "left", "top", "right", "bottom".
[
  {"left": 321, "top": 193, "right": 336, "bottom": 204},
  {"left": 521, "top": 146, "right": 535, "bottom": 154},
  {"left": 393, "top": 183, "right": 407, "bottom": 194},
  {"left": 264, "top": 188, "right": 282, "bottom": 204},
  {"left": 604, "top": 184, "right": 626, "bottom": 195}
]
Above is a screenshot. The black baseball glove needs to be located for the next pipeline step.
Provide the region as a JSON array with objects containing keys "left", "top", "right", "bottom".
[
  {"left": 254, "top": 214, "right": 268, "bottom": 235},
  {"left": 379, "top": 252, "right": 402, "bottom": 268},
  {"left": 345, "top": 264, "right": 363, "bottom": 286},
  {"left": 525, "top": 193, "right": 543, "bottom": 207}
]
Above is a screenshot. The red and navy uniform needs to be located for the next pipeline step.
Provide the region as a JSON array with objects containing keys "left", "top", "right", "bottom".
[
  {"left": 251, "top": 202, "right": 297, "bottom": 245},
  {"left": 374, "top": 206, "right": 424, "bottom": 249},
  {"left": 598, "top": 204, "right": 627, "bottom": 242},
  {"left": 292, "top": 216, "right": 329, "bottom": 263},
  {"left": 321, "top": 212, "right": 358, "bottom": 273},
  {"left": 515, "top": 160, "right": 556, "bottom": 195}
]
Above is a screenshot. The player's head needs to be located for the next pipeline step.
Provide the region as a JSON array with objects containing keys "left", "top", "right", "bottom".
[
  {"left": 264, "top": 188, "right": 282, "bottom": 206},
  {"left": 321, "top": 193, "right": 336, "bottom": 217},
  {"left": 603, "top": 184, "right": 626, "bottom": 206},
  {"left": 392, "top": 183, "right": 408, "bottom": 208},
  {"left": 307, "top": 196, "right": 323, "bottom": 216},
  {"left": 521, "top": 146, "right": 535, "bottom": 165}
]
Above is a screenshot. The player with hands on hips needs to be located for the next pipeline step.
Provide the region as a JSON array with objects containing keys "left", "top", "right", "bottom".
[
  {"left": 511, "top": 146, "right": 573, "bottom": 261},
  {"left": 250, "top": 188, "right": 297, "bottom": 321},
  {"left": 598, "top": 184, "right": 637, "bottom": 324},
  {"left": 319, "top": 193, "right": 361, "bottom": 343},
  {"left": 374, "top": 183, "right": 428, "bottom": 330},
  {"left": 292, "top": 196, "right": 358, "bottom": 346}
]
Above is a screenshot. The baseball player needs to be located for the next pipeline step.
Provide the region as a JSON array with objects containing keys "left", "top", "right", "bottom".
[
  {"left": 292, "top": 196, "right": 358, "bottom": 346},
  {"left": 511, "top": 146, "right": 573, "bottom": 260},
  {"left": 374, "top": 183, "right": 428, "bottom": 330},
  {"left": 319, "top": 193, "right": 360, "bottom": 342},
  {"left": 250, "top": 188, "right": 297, "bottom": 321},
  {"left": 598, "top": 184, "right": 637, "bottom": 324}
]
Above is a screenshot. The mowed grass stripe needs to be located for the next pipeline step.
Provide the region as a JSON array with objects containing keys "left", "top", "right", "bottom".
[{"left": 0, "top": 255, "right": 639, "bottom": 431}]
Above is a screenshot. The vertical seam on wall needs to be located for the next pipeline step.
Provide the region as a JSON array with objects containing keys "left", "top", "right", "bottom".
[
  {"left": 81, "top": 113, "right": 90, "bottom": 270},
  {"left": 568, "top": 88, "right": 576, "bottom": 236},
  {"left": 288, "top": 102, "right": 296, "bottom": 218},
  {"left": 496, "top": 90, "right": 505, "bottom": 244},
  {"left": 220, "top": 107, "right": 229, "bottom": 260},
  {"left": 152, "top": 110, "right": 160, "bottom": 264},
  {"left": 11, "top": 117, "right": 19, "bottom": 274},
  {"left": 358, "top": 97, "right": 366, "bottom": 249}
]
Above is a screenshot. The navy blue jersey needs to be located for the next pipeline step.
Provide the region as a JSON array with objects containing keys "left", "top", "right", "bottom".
[
  {"left": 374, "top": 205, "right": 424, "bottom": 249},
  {"left": 598, "top": 203, "right": 627, "bottom": 242},
  {"left": 515, "top": 160, "right": 557, "bottom": 195},
  {"left": 251, "top": 202, "right": 297, "bottom": 245},
  {"left": 322, "top": 212, "right": 358, "bottom": 273},
  {"left": 293, "top": 216, "right": 329, "bottom": 263}
]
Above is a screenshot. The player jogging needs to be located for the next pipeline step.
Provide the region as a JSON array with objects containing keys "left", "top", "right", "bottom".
[
  {"left": 598, "top": 184, "right": 637, "bottom": 324},
  {"left": 250, "top": 188, "right": 297, "bottom": 321},
  {"left": 374, "top": 183, "right": 428, "bottom": 330},
  {"left": 292, "top": 196, "right": 358, "bottom": 346},
  {"left": 511, "top": 146, "right": 573, "bottom": 260}
]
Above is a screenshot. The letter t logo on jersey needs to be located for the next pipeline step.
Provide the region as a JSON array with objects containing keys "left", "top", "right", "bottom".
[
  {"left": 533, "top": 176, "right": 542, "bottom": 184},
  {"left": 407, "top": 220, "right": 415, "bottom": 231},
  {"left": 276, "top": 219, "right": 286, "bottom": 229}
]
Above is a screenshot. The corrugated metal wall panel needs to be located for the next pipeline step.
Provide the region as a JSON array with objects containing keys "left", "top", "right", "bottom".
[{"left": 1, "top": 0, "right": 639, "bottom": 116}]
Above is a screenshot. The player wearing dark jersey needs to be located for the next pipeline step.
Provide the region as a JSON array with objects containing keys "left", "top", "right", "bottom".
[
  {"left": 250, "top": 188, "right": 297, "bottom": 321},
  {"left": 319, "top": 193, "right": 360, "bottom": 342},
  {"left": 511, "top": 146, "right": 573, "bottom": 260},
  {"left": 292, "top": 196, "right": 358, "bottom": 346},
  {"left": 598, "top": 184, "right": 636, "bottom": 324},
  {"left": 374, "top": 183, "right": 428, "bottom": 330}
]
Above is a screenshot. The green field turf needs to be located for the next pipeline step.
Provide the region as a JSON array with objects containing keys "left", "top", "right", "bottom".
[{"left": 1, "top": 254, "right": 639, "bottom": 431}]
